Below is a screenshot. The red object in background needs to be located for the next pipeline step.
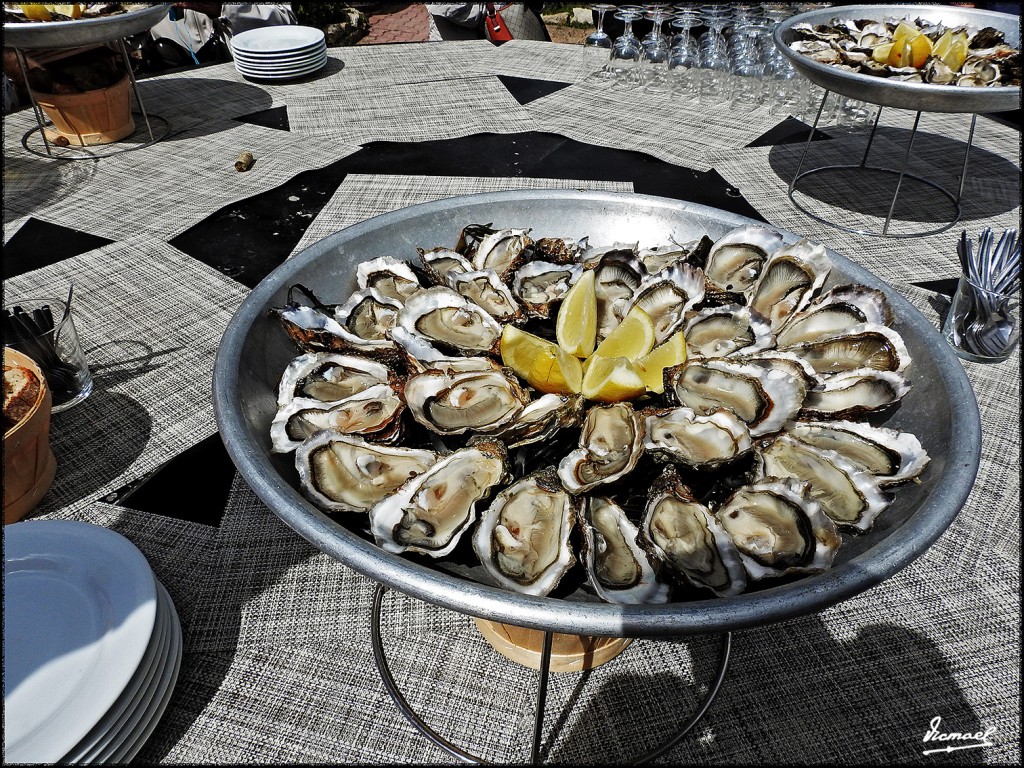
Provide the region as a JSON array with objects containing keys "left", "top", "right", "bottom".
[{"left": 483, "top": 3, "right": 513, "bottom": 42}]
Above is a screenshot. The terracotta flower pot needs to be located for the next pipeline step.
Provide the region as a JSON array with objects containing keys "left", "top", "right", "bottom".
[
  {"left": 34, "top": 72, "right": 135, "bottom": 146},
  {"left": 3, "top": 349, "right": 57, "bottom": 524}
]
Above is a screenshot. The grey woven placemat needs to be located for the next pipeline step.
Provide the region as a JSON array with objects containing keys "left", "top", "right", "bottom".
[
  {"left": 525, "top": 81, "right": 783, "bottom": 172},
  {"left": 285, "top": 75, "right": 539, "bottom": 145},
  {"left": 707, "top": 129, "right": 1021, "bottom": 283},
  {"left": 3, "top": 117, "right": 357, "bottom": 241},
  {"left": 470, "top": 39, "right": 614, "bottom": 83},
  {"left": 290, "top": 173, "right": 634, "bottom": 256},
  {"left": 4, "top": 235, "right": 250, "bottom": 518}
]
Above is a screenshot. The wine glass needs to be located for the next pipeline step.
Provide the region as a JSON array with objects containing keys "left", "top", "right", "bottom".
[
  {"left": 584, "top": 4, "right": 616, "bottom": 49},
  {"left": 608, "top": 9, "right": 644, "bottom": 88},
  {"left": 696, "top": 6, "right": 731, "bottom": 103},
  {"left": 639, "top": 7, "right": 672, "bottom": 92},
  {"left": 667, "top": 12, "right": 700, "bottom": 100}
]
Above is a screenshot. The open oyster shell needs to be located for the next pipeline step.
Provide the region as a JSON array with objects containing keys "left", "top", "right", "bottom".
[
  {"left": 557, "top": 402, "right": 645, "bottom": 494},
  {"left": 295, "top": 431, "right": 438, "bottom": 513},
  {"left": 638, "top": 466, "right": 747, "bottom": 597},
  {"left": 578, "top": 496, "right": 671, "bottom": 605},
  {"left": 715, "top": 477, "right": 841, "bottom": 580},
  {"left": 369, "top": 437, "right": 509, "bottom": 558},
  {"left": 472, "top": 467, "right": 578, "bottom": 597}
]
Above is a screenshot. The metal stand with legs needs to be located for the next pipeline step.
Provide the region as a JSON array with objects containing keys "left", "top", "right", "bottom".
[
  {"left": 15, "top": 39, "right": 170, "bottom": 160},
  {"left": 369, "top": 584, "right": 733, "bottom": 765},
  {"left": 788, "top": 88, "right": 978, "bottom": 238}
]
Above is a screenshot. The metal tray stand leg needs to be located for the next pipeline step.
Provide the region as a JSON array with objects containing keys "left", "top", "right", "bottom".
[
  {"left": 15, "top": 40, "right": 171, "bottom": 160},
  {"left": 370, "top": 584, "right": 733, "bottom": 765},
  {"left": 787, "top": 88, "right": 977, "bottom": 239}
]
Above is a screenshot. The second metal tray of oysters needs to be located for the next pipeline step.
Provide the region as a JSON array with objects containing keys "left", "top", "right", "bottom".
[{"left": 774, "top": 4, "right": 1021, "bottom": 113}]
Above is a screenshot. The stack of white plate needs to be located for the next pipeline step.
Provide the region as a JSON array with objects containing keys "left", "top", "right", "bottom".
[
  {"left": 3, "top": 520, "right": 182, "bottom": 764},
  {"left": 231, "top": 25, "right": 327, "bottom": 80}
]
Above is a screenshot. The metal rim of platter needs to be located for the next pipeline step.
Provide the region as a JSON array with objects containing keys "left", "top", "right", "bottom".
[
  {"left": 774, "top": 3, "right": 1021, "bottom": 114},
  {"left": 2, "top": 4, "right": 172, "bottom": 49},
  {"left": 212, "top": 189, "right": 982, "bottom": 638}
]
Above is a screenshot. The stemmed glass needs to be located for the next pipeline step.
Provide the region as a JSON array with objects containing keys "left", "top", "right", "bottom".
[
  {"left": 584, "top": 4, "right": 616, "bottom": 49},
  {"left": 639, "top": 7, "right": 672, "bottom": 93},
  {"left": 667, "top": 11, "right": 700, "bottom": 100},
  {"left": 729, "top": 23, "right": 767, "bottom": 109},
  {"left": 696, "top": 6, "right": 731, "bottom": 103},
  {"left": 608, "top": 8, "right": 644, "bottom": 88}
]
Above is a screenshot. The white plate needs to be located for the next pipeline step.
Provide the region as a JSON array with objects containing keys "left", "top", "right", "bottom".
[
  {"left": 86, "top": 581, "right": 180, "bottom": 765},
  {"left": 107, "top": 582, "right": 182, "bottom": 765},
  {"left": 233, "top": 50, "right": 327, "bottom": 73},
  {"left": 231, "top": 41, "right": 325, "bottom": 62},
  {"left": 230, "top": 24, "right": 324, "bottom": 54},
  {"left": 235, "top": 56, "right": 328, "bottom": 81},
  {"left": 232, "top": 50, "right": 326, "bottom": 68},
  {"left": 60, "top": 585, "right": 169, "bottom": 763},
  {"left": 3, "top": 520, "right": 158, "bottom": 764}
]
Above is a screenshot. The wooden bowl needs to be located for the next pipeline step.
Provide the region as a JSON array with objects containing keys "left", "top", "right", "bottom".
[{"left": 3, "top": 348, "right": 57, "bottom": 524}]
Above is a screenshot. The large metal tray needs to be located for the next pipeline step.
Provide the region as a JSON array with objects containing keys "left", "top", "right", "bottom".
[
  {"left": 212, "top": 190, "right": 981, "bottom": 638},
  {"left": 3, "top": 4, "right": 170, "bottom": 49},
  {"left": 774, "top": 4, "right": 1021, "bottom": 114}
]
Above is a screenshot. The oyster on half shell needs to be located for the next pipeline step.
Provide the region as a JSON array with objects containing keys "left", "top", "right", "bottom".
[
  {"left": 473, "top": 467, "right": 578, "bottom": 597},
  {"left": 715, "top": 477, "right": 840, "bottom": 580},
  {"left": 295, "top": 431, "right": 438, "bottom": 513},
  {"left": 369, "top": 437, "right": 508, "bottom": 558},
  {"left": 638, "top": 466, "right": 747, "bottom": 597},
  {"left": 557, "top": 402, "right": 645, "bottom": 494},
  {"left": 395, "top": 286, "right": 503, "bottom": 356},
  {"left": 579, "top": 496, "right": 671, "bottom": 604},
  {"left": 270, "top": 383, "right": 405, "bottom": 453}
]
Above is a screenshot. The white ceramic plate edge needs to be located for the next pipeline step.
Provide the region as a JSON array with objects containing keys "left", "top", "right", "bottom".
[{"left": 3, "top": 521, "right": 158, "bottom": 764}]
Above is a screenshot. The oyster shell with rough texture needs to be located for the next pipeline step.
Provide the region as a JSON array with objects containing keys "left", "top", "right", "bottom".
[
  {"left": 418, "top": 246, "right": 472, "bottom": 286},
  {"left": 704, "top": 224, "right": 784, "bottom": 294},
  {"left": 447, "top": 268, "right": 524, "bottom": 324},
  {"left": 625, "top": 262, "right": 706, "bottom": 344},
  {"left": 404, "top": 368, "right": 530, "bottom": 436},
  {"left": 557, "top": 402, "right": 645, "bottom": 494},
  {"left": 510, "top": 260, "right": 583, "bottom": 319},
  {"left": 643, "top": 406, "right": 753, "bottom": 469},
  {"left": 745, "top": 238, "right": 831, "bottom": 331},
  {"left": 356, "top": 256, "right": 422, "bottom": 302},
  {"left": 683, "top": 304, "right": 775, "bottom": 358},
  {"left": 270, "top": 383, "right": 405, "bottom": 453},
  {"left": 786, "top": 420, "right": 929, "bottom": 487},
  {"left": 473, "top": 467, "right": 578, "bottom": 597},
  {"left": 483, "top": 393, "right": 585, "bottom": 448},
  {"left": 775, "top": 284, "right": 893, "bottom": 347},
  {"left": 395, "top": 286, "right": 503, "bottom": 356},
  {"left": 715, "top": 477, "right": 841, "bottom": 580},
  {"left": 779, "top": 322, "right": 911, "bottom": 375},
  {"left": 467, "top": 227, "right": 533, "bottom": 280},
  {"left": 295, "top": 431, "right": 438, "bottom": 513},
  {"left": 277, "top": 352, "right": 394, "bottom": 407},
  {"left": 800, "top": 368, "right": 911, "bottom": 420},
  {"left": 756, "top": 433, "right": 892, "bottom": 531},
  {"left": 334, "top": 287, "right": 403, "bottom": 343},
  {"left": 369, "top": 437, "right": 508, "bottom": 558},
  {"left": 638, "top": 466, "right": 747, "bottom": 597},
  {"left": 579, "top": 496, "right": 671, "bottom": 604},
  {"left": 665, "top": 357, "right": 805, "bottom": 437}
]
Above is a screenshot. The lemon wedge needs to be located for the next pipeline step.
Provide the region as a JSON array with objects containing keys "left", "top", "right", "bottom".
[
  {"left": 872, "top": 42, "right": 894, "bottom": 65},
  {"left": 581, "top": 354, "right": 646, "bottom": 402},
  {"left": 908, "top": 33, "right": 932, "bottom": 68},
  {"left": 892, "top": 20, "right": 920, "bottom": 42},
  {"left": 47, "top": 4, "right": 84, "bottom": 17},
  {"left": 20, "top": 4, "right": 52, "bottom": 20},
  {"left": 635, "top": 331, "right": 687, "bottom": 394},
  {"left": 555, "top": 269, "right": 597, "bottom": 359},
  {"left": 500, "top": 324, "right": 581, "bottom": 395},
  {"left": 887, "top": 38, "right": 913, "bottom": 67},
  {"left": 593, "top": 306, "right": 656, "bottom": 362},
  {"left": 932, "top": 29, "right": 954, "bottom": 60},
  {"left": 941, "top": 37, "right": 969, "bottom": 72},
  {"left": 529, "top": 347, "right": 584, "bottom": 395}
]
